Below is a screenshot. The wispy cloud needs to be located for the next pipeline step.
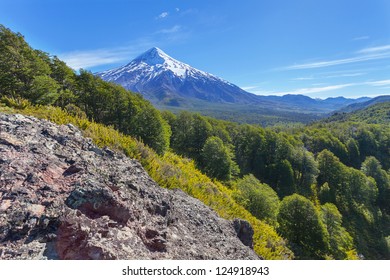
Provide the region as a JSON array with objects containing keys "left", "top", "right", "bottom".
[
  {"left": 242, "top": 84, "right": 356, "bottom": 96},
  {"left": 292, "top": 77, "right": 314, "bottom": 81},
  {"left": 365, "top": 79, "right": 390, "bottom": 87},
  {"left": 292, "top": 72, "right": 366, "bottom": 81},
  {"left": 353, "top": 36, "right": 370, "bottom": 41},
  {"left": 324, "top": 72, "right": 366, "bottom": 78},
  {"left": 241, "top": 86, "right": 276, "bottom": 95},
  {"left": 59, "top": 21, "right": 188, "bottom": 70},
  {"left": 156, "top": 12, "right": 169, "bottom": 19},
  {"left": 58, "top": 41, "right": 155, "bottom": 70},
  {"left": 244, "top": 79, "right": 390, "bottom": 97},
  {"left": 283, "top": 44, "right": 390, "bottom": 70},
  {"left": 284, "top": 53, "right": 390, "bottom": 70},
  {"left": 157, "top": 25, "right": 181, "bottom": 34},
  {"left": 275, "top": 84, "right": 356, "bottom": 95},
  {"left": 358, "top": 44, "right": 390, "bottom": 54},
  {"left": 241, "top": 86, "right": 259, "bottom": 91}
]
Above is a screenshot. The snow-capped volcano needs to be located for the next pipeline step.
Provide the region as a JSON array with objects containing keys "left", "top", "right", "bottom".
[
  {"left": 99, "top": 47, "right": 222, "bottom": 82},
  {"left": 97, "top": 47, "right": 259, "bottom": 106}
]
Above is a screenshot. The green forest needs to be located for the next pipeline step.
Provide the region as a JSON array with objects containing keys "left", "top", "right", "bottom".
[{"left": 1, "top": 25, "right": 389, "bottom": 259}]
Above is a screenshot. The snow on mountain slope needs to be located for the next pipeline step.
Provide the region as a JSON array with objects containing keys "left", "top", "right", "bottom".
[
  {"left": 100, "top": 47, "right": 227, "bottom": 82},
  {"left": 97, "top": 47, "right": 258, "bottom": 105},
  {"left": 97, "top": 47, "right": 371, "bottom": 111}
]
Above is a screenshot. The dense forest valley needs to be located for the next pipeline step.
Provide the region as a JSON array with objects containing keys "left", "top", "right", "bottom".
[{"left": 1, "top": 25, "right": 389, "bottom": 259}]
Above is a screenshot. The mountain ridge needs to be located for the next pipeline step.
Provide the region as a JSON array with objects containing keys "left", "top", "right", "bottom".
[
  {"left": 97, "top": 47, "right": 374, "bottom": 124},
  {"left": 98, "top": 47, "right": 259, "bottom": 105},
  {"left": 336, "top": 95, "right": 390, "bottom": 113}
]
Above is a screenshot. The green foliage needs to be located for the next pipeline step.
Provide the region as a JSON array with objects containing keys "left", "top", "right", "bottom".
[
  {"left": 277, "top": 194, "right": 329, "bottom": 259},
  {"left": 356, "top": 128, "right": 378, "bottom": 162},
  {"left": 0, "top": 104, "right": 293, "bottom": 260},
  {"left": 27, "top": 75, "right": 60, "bottom": 105},
  {"left": 0, "top": 25, "right": 51, "bottom": 100},
  {"left": 346, "top": 138, "right": 360, "bottom": 168},
  {"left": 0, "top": 26, "right": 170, "bottom": 154},
  {"left": 234, "top": 174, "right": 280, "bottom": 224},
  {"left": 157, "top": 102, "right": 390, "bottom": 259},
  {"left": 316, "top": 149, "right": 387, "bottom": 258},
  {"left": 170, "top": 112, "right": 212, "bottom": 161},
  {"left": 127, "top": 102, "right": 171, "bottom": 154},
  {"left": 233, "top": 124, "right": 266, "bottom": 178},
  {"left": 321, "top": 203, "right": 355, "bottom": 259},
  {"left": 2, "top": 24, "right": 390, "bottom": 259},
  {"left": 301, "top": 128, "right": 348, "bottom": 163},
  {"left": 361, "top": 156, "right": 390, "bottom": 214},
  {"left": 273, "top": 159, "right": 295, "bottom": 198},
  {"left": 201, "top": 136, "right": 238, "bottom": 181},
  {"left": 0, "top": 96, "right": 31, "bottom": 109},
  {"left": 328, "top": 102, "right": 390, "bottom": 124},
  {"left": 64, "top": 103, "right": 87, "bottom": 119},
  {"left": 290, "top": 147, "right": 319, "bottom": 196},
  {"left": 317, "top": 150, "right": 378, "bottom": 208}
]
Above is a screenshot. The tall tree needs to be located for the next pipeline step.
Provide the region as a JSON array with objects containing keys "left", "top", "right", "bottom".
[
  {"left": 201, "top": 136, "right": 237, "bottom": 181},
  {"left": 277, "top": 194, "right": 329, "bottom": 259},
  {"left": 235, "top": 174, "right": 280, "bottom": 224},
  {"left": 321, "top": 203, "right": 355, "bottom": 259},
  {"left": 0, "top": 25, "right": 52, "bottom": 100},
  {"left": 361, "top": 156, "right": 390, "bottom": 214}
]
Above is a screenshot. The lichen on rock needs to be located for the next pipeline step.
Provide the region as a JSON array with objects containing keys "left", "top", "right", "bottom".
[{"left": 0, "top": 113, "right": 259, "bottom": 260}]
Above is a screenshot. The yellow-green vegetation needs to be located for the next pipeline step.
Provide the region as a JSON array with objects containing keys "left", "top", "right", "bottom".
[
  {"left": 0, "top": 103, "right": 292, "bottom": 259},
  {"left": 2, "top": 24, "right": 390, "bottom": 260}
]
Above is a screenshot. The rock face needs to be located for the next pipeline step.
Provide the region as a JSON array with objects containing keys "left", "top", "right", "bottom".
[{"left": 0, "top": 113, "right": 259, "bottom": 260}]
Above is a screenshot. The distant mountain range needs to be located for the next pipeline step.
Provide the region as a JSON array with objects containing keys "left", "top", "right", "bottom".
[
  {"left": 336, "top": 95, "right": 390, "bottom": 113},
  {"left": 96, "top": 47, "right": 375, "bottom": 124},
  {"left": 325, "top": 100, "right": 390, "bottom": 124}
]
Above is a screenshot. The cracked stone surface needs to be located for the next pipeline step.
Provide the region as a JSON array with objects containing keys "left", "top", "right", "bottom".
[{"left": 0, "top": 113, "right": 259, "bottom": 260}]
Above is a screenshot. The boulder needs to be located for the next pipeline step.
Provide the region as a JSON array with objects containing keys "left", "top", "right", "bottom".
[{"left": 0, "top": 113, "right": 259, "bottom": 260}]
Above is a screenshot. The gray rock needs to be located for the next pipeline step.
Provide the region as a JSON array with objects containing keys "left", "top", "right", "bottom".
[
  {"left": 233, "top": 219, "right": 254, "bottom": 248},
  {"left": 0, "top": 113, "right": 259, "bottom": 260}
]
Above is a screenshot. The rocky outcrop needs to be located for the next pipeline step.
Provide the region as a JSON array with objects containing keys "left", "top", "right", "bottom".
[{"left": 0, "top": 113, "right": 259, "bottom": 260}]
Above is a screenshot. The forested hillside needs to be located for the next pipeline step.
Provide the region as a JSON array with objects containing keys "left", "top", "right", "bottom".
[
  {"left": 1, "top": 25, "right": 389, "bottom": 259},
  {"left": 326, "top": 102, "right": 390, "bottom": 124},
  {"left": 162, "top": 107, "right": 390, "bottom": 259}
]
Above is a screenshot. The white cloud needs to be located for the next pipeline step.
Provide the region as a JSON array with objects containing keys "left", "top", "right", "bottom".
[
  {"left": 365, "top": 79, "right": 390, "bottom": 87},
  {"left": 275, "top": 84, "right": 356, "bottom": 95},
  {"left": 324, "top": 72, "right": 366, "bottom": 78},
  {"left": 241, "top": 86, "right": 259, "bottom": 91},
  {"left": 157, "top": 25, "right": 181, "bottom": 34},
  {"left": 156, "top": 12, "right": 169, "bottom": 19},
  {"left": 284, "top": 52, "right": 390, "bottom": 70},
  {"left": 244, "top": 79, "right": 390, "bottom": 97},
  {"left": 175, "top": 8, "right": 180, "bottom": 12},
  {"left": 291, "top": 72, "right": 366, "bottom": 81},
  {"left": 358, "top": 44, "right": 390, "bottom": 54},
  {"left": 283, "top": 44, "right": 390, "bottom": 70},
  {"left": 292, "top": 77, "right": 314, "bottom": 81},
  {"left": 353, "top": 36, "right": 370, "bottom": 41},
  {"left": 58, "top": 42, "right": 155, "bottom": 70},
  {"left": 241, "top": 86, "right": 276, "bottom": 95},
  {"left": 59, "top": 49, "right": 126, "bottom": 69}
]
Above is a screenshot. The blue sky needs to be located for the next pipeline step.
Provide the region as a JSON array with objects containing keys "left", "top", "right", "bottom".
[{"left": 1, "top": 0, "right": 390, "bottom": 98}]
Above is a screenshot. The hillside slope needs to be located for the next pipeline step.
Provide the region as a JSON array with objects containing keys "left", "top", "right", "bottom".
[
  {"left": 337, "top": 95, "right": 390, "bottom": 113},
  {"left": 0, "top": 113, "right": 259, "bottom": 260},
  {"left": 326, "top": 101, "right": 390, "bottom": 124}
]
